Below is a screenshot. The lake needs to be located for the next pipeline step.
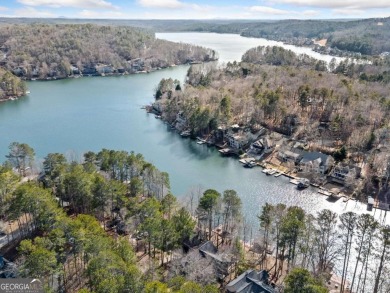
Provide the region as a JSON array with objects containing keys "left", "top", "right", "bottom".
[
  {"left": 156, "top": 32, "right": 345, "bottom": 64},
  {"left": 0, "top": 33, "right": 383, "bottom": 232}
]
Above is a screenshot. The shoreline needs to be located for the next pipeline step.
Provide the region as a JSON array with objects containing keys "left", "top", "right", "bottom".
[
  {"left": 172, "top": 30, "right": 365, "bottom": 59},
  {"left": 147, "top": 109, "right": 375, "bottom": 210},
  {"left": 0, "top": 92, "right": 27, "bottom": 103},
  {"left": 21, "top": 63, "right": 193, "bottom": 82},
  {"left": 1, "top": 60, "right": 216, "bottom": 102},
  {"left": 15, "top": 57, "right": 218, "bottom": 83}
]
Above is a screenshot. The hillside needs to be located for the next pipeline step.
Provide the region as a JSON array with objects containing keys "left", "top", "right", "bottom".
[
  {"left": 0, "top": 24, "right": 217, "bottom": 80},
  {"left": 0, "top": 68, "right": 26, "bottom": 101},
  {"left": 154, "top": 46, "right": 390, "bottom": 197},
  {"left": 1, "top": 17, "right": 389, "bottom": 56},
  {"left": 188, "top": 17, "right": 390, "bottom": 56}
]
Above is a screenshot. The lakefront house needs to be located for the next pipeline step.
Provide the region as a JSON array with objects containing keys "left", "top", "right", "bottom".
[
  {"left": 226, "top": 269, "right": 275, "bottom": 293},
  {"left": 329, "top": 163, "right": 361, "bottom": 185},
  {"left": 297, "top": 150, "right": 334, "bottom": 174},
  {"left": 250, "top": 137, "right": 275, "bottom": 154}
]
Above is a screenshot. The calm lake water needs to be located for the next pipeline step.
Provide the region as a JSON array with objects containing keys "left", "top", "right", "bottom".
[
  {"left": 156, "top": 32, "right": 345, "bottom": 64},
  {"left": 0, "top": 33, "right": 385, "bottom": 231}
]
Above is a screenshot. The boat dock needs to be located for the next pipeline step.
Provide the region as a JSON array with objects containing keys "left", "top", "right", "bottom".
[
  {"left": 239, "top": 158, "right": 256, "bottom": 164},
  {"left": 268, "top": 169, "right": 277, "bottom": 175},
  {"left": 180, "top": 130, "right": 191, "bottom": 137},
  {"left": 274, "top": 172, "right": 283, "bottom": 177},
  {"left": 196, "top": 137, "right": 207, "bottom": 145},
  {"left": 318, "top": 189, "right": 332, "bottom": 196},
  {"left": 289, "top": 178, "right": 300, "bottom": 185},
  {"left": 219, "top": 148, "right": 239, "bottom": 156}
]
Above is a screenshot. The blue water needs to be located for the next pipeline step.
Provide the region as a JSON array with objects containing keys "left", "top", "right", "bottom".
[{"left": 0, "top": 33, "right": 377, "bottom": 229}]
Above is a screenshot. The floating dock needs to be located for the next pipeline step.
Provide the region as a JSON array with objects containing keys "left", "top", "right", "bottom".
[
  {"left": 267, "top": 169, "right": 277, "bottom": 175},
  {"left": 219, "top": 148, "right": 239, "bottom": 156},
  {"left": 180, "top": 130, "right": 191, "bottom": 137},
  {"left": 289, "top": 178, "right": 300, "bottom": 185},
  {"left": 318, "top": 189, "right": 332, "bottom": 196},
  {"left": 274, "top": 172, "right": 283, "bottom": 177}
]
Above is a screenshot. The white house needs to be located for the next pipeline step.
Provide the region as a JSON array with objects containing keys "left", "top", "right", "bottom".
[
  {"left": 329, "top": 163, "right": 361, "bottom": 185},
  {"left": 226, "top": 133, "right": 248, "bottom": 149}
]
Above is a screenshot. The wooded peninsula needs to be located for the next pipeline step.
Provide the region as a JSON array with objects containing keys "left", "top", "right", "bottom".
[{"left": 0, "top": 23, "right": 217, "bottom": 100}]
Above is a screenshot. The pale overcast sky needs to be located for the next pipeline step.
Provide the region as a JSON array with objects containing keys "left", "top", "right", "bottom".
[{"left": 0, "top": 0, "right": 389, "bottom": 19}]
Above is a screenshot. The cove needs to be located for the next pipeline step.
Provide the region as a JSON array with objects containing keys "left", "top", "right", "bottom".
[{"left": 0, "top": 33, "right": 379, "bottom": 229}]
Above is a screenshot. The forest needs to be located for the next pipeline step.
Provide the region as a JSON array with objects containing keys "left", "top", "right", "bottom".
[
  {"left": 156, "top": 46, "right": 390, "bottom": 150},
  {"left": 154, "top": 45, "right": 390, "bottom": 198},
  {"left": 110, "top": 17, "right": 390, "bottom": 56},
  {"left": 0, "top": 68, "right": 26, "bottom": 101},
  {"left": 0, "top": 22, "right": 217, "bottom": 101},
  {"left": 0, "top": 16, "right": 389, "bottom": 100},
  {"left": 1, "top": 143, "right": 222, "bottom": 292},
  {"left": 257, "top": 203, "right": 390, "bottom": 293},
  {"left": 2, "top": 17, "right": 390, "bottom": 56},
  {"left": 197, "top": 17, "right": 390, "bottom": 56},
  {"left": 1, "top": 143, "right": 390, "bottom": 292},
  {"left": 238, "top": 18, "right": 390, "bottom": 56},
  {"left": 0, "top": 24, "right": 217, "bottom": 81}
]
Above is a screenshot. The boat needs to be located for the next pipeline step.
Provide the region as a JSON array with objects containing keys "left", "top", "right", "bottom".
[
  {"left": 244, "top": 161, "right": 257, "bottom": 168},
  {"left": 297, "top": 178, "right": 310, "bottom": 190},
  {"left": 328, "top": 192, "right": 342, "bottom": 199},
  {"left": 218, "top": 148, "right": 238, "bottom": 156},
  {"left": 274, "top": 172, "right": 283, "bottom": 177},
  {"left": 180, "top": 130, "right": 191, "bottom": 137},
  {"left": 267, "top": 169, "right": 277, "bottom": 175},
  {"left": 318, "top": 189, "right": 332, "bottom": 196},
  {"left": 367, "top": 196, "right": 374, "bottom": 210},
  {"left": 196, "top": 137, "right": 207, "bottom": 144},
  {"left": 262, "top": 168, "right": 270, "bottom": 174},
  {"left": 155, "top": 115, "right": 162, "bottom": 119}
]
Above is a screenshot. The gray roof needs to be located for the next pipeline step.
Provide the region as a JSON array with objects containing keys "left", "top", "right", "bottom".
[
  {"left": 226, "top": 270, "right": 275, "bottom": 293},
  {"left": 334, "top": 163, "right": 362, "bottom": 176},
  {"left": 293, "top": 149, "right": 330, "bottom": 165},
  {"left": 283, "top": 150, "right": 301, "bottom": 159},
  {"left": 199, "top": 241, "right": 231, "bottom": 263},
  {"left": 199, "top": 241, "right": 218, "bottom": 255}
]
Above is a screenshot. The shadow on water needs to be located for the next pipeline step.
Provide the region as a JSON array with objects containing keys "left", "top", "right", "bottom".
[
  {"left": 179, "top": 140, "right": 216, "bottom": 161},
  {"left": 326, "top": 196, "right": 341, "bottom": 203}
]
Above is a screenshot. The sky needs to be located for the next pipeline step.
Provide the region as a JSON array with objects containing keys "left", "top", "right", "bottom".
[{"left": 0, "top": 0, "right": 389, "bottom": 20}]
